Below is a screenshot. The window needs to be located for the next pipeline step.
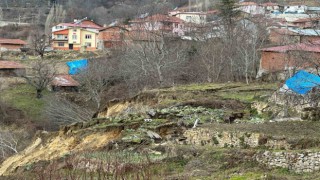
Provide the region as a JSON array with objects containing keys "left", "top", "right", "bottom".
[
  {"left": 85, "top": 42, "right": 91, "bottom": 47},
  {"left": 55, "top": 26, "right": 63, "bottom": 29},
  {"left": 85, "top": 34, "right": 92, "bottom": 39},
  {"left": 186, "top": 16, "right": 192, "bottom": 21},
  {"left": 58, "top": 42, "right": 64, "bottom": 47},
  {"left": 57, "top": 34, "right": 67, "bottom": 40},
  {"left": 57, "top": 34, "right": 64, "bottom": 39},
  {"left": 73, "top": 29, "right": 77, "bottom": 32},
  {"left": 72, "top": 35, "right": 77, "bottom": 40}
]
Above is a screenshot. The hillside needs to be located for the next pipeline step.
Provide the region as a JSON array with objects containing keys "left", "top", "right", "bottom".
[{"left": 2, "top": 83, "right": 320, "bottom": 179}]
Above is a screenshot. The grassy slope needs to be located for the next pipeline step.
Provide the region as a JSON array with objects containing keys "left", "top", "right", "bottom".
[
  {"left": 1, "top": 84, "right": 47, "bottom": 121},
  {"left": 3, "top": 82, "right": 320, "bottom": 179}
]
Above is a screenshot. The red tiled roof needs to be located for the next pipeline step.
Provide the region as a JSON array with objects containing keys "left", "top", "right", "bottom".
[
  {"left": 292, "top": 17, "right": 320, "bottom": 23},
  {"left": 260, "top": 41, "right": 320, "bottom": 53},
  {"left": 238, "top": 2, "right": 257, "bottom": 6},
  {"left": 131, "top": 14, "right": 184, "bottom": 23},
  {"left": 0, "top": 39, "right": 26, "bottom": 45},
  {"left": 58, "top": 20, "right": 102, "bottom": 29},
  {"left": 207, "top": 10, "right": 219, "bottom": 14},
  {"left": 53, "top": 29, "right": 69, "bottom": 35},
  {"left": 0, "top": 61, "right": 25, "bottom": 69},
  {"left": 271, "top": 28, "right": 300, "bottom": 36},
  {"left": 261, "top": 2, "right": 279, "bottom": 7},
  {"left": 51, "top": 75, "right": 80, "bottom": 87},
  {"left": 99, "top": 25, "right": 129, "bottom": 32}
]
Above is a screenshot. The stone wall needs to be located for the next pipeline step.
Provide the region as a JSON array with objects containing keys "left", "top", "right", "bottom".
[
  {"left": 172, "top": 128, "right": 291, "bottom": 149},
  {"left": 256, "top": 151, "right": 320, "bottom": 173}
]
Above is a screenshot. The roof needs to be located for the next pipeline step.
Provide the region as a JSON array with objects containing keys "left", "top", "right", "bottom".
[
  {"left": 0, "top": 38, "right": 27, "bottom": 45},
  {"left": 53, "top": 29, "right": 69, "bottom": 35},
  {"left": 260, "top": 41, "right": 320, "bottom": 53},
  {"left": 57, "top": 20, "right": 102, "bottom": 29},
  {"left": 238, "top": 2, "right": 257, "bottom": 6},
  {"left": 51, "top": 74, "right": 80, "bottom": 87},
  {"left": 291, "top": 17, "right": 320, "bottom": 23},
  {"left": 288, "top": 28, "right": 320, "bottom": 36},
  {"left": 285, "top": 70, "right": 320, "bottom": 95},
  {"left": 131, "top": 14, "right": 184, "bottom": 23},
  {"left": 175, "top": 11, "right": 207, "bottom": 15},
  {"left": 261, "top": 2, "right": 279, "bottom": 7},
  {"left": 0, "top": 61, "right": 25, "bottom": 69},
  {"left": 271, "top": 28, "right": 300, "bottom": 36},
  {"left": 99, "top": 25, "right": 129, "bottom": 32}
]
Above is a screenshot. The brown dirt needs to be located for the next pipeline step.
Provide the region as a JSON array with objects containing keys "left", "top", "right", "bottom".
[{"left": 0, "top": 127, "right": 122, "bottom": 176}]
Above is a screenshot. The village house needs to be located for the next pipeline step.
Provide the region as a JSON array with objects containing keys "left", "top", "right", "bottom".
[
  {"left": 269, "top": 28, "right": 320, "bottom": 45},
  {"left": 237, "top": 2, "right": 265, "bottom": 15},
  {"left": 171, "top": 12, "right": 207, "bottom": 24},
  {"left": 130, "top": 14, "right": 185, "bottom": 36},
  {"left": 51, "top": 74, "right": 79, "bottom": 92},
  {"left": 261, "top": 2, "right": 280, "bottom": 13},
  {"left": 284, "top": 5, "right": 307, "bottom": 14},
  {"left": 130, "top": 14, "right": 185, "bottom": 34},
  {"left": 52, "top": 18, "right": 102, "bottom": 51},
  {"left": 0, "top": 38, "right": 27, "bottom": 51},
  {"left": 269, "top": 28, "right": 300, "bottom": 45},
  {"left": 0, "top": 61, "right": 26, "bottom": 77},
  {"left": 288, "top": 17, "right": 320, "bottom": 28},
  {"left": 257, "top": 41, "right": 320, "bottom": 79},
  {"left": 98, "top": 26, "right": 129, "bottom": 49}
]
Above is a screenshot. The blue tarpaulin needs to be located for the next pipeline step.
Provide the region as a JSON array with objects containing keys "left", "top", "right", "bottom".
[
  {"left": 66, "top": 59, "right": 88, "bottom": 75},
  {"left": 285, "top": 70, "right": 320, "bottom": 95}
]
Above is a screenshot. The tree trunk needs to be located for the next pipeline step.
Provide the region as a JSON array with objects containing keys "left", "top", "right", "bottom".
[
  {"left": 156, "top": 65, "right": 164, "bottom": 86},
  {"left": 36, "top": 89, "right": 43, "bottom": 99}
]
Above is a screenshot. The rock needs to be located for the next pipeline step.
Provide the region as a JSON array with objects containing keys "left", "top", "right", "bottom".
[
  {"left": 147, "top": 109, "right": 156, "bottom": 117},
  {"left": 252, "top": 102, "right": 269, "bottom": 114},
  {"left": 147, "top": 131, "right": 162, "bottom": 139}
]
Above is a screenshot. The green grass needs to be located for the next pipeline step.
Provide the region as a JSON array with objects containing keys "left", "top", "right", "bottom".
[
  {"left": 230, "top": 172, "right": 264, "bottom": 180},
  {"left": 157, "top": 83, "right": 242, "bottom": 92},
  {"left": 1, "top": 84, "right": 49, "bottom": 121}
]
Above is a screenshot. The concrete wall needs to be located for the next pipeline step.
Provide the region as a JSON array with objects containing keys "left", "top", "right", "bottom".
[{"left": 175, "top": 13, "right": 206, "bottom": 24}]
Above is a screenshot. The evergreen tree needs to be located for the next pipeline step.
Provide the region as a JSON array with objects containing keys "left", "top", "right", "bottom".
[{"left": 217, "top": 0, "right": 240, "bottom": 40}]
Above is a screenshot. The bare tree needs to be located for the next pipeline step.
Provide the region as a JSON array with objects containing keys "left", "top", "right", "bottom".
[
  {"left": 121, "top": 31, "right": 188, "bottom": 91},
  {"left": 29, "top": 28, "right": 51, "bottom": 59},
  {"left": 76, "top": 58, "right": 118, "bottom": 111},
  {"left": 24, "top": 59, "right": 56, "bottom": 98},
  {"left": 44, "top": 96, "right": 94, "bottom": 127}
]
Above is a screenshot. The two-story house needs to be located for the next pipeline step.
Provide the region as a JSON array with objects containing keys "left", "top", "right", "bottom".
[
  {"left": 98, "top": 26, "right": 129, "bottom": 49},
  {"left": 130, "top": 14, "right": 185, "bottom": 36},
  {"left": 172, "top": 12, "right": 207, "bottom": 24},
  {"left": 52, "top": 18, "right": 102, "bottom": 51}
]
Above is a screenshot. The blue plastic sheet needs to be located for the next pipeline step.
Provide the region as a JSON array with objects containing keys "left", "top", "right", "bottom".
[
  {"left": 66, "top": 59, "right": 88, "bottom": 75},
  {"left": 285, "top": 70, "right": 320, "bottom": 95}
]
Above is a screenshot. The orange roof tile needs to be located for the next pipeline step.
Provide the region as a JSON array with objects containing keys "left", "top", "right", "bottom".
[
  {"left": 238, "top": 2, "right": 257, "bottom": 6},
  {"left": 0, "top": 39, "right": 26, "bottom": 45},
  {"left": 0, "top": 61, "right": 25, "bottom": 69},
  {"left": 51, "top": 74, "right": 80, "bottom": 87},
  {"left": 260, "top": 41, "right": 320, "bottom": 53}
]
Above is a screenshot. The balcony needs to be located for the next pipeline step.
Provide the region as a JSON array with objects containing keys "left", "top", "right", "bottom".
[{"left": 54, "top": 36, "right": 68, "bottom": 41}]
